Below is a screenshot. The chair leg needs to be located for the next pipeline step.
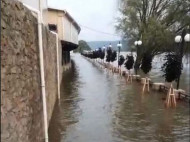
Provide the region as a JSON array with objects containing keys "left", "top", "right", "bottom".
[
  {"left": 142, "top": 82, "right": 146, "bottom": 92},
  {"left": 173, "top": 95, "right": 176, "bottom": 107}
]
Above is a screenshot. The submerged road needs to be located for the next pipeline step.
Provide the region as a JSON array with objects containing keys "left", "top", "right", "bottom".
[{"left": 49, "top": 54, "right": 189, "bottom": 142}]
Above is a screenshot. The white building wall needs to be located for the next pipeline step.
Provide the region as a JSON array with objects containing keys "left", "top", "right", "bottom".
[
  {"left": 47, "top": 10, "right": 79, "bottom": 45},
  {"left": 71, "top": 24, "right": 79, "bottom": 44},
  {"left": 62, "top": 15, "right": 79, "bottom": 45},
  {"left": 62, "top": 15, "right": 71, "bottom": 42}
]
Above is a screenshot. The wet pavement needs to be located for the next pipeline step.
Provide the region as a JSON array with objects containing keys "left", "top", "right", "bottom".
[{"left": 49, "top": 54, "right": 189, "bottom": 142}]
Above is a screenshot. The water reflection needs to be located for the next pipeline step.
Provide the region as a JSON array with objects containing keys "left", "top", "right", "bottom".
[
  {"left": 49, "top": 54, "right": 189, "bottom": 142},
  {"left": 49, "top": 60, "right": 82, "bottom": 142},
  {"left": 112, "top": 81, "right": 189, "bottom": 142}
]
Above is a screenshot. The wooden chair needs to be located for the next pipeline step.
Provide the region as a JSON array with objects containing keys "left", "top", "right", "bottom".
[
  {"left": 142, "top": 77, "right": 150, "bottom": 92},
  {"left": 165, "top": 84, "right": 176, "bottom": 108},
  {"left": 127, "top": 70, "right": 133, "bottom": 83}
]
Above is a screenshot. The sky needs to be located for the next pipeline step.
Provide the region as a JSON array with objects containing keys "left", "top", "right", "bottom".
[{"left": 48, "top": 0, "right": 121, "bottom": 41}]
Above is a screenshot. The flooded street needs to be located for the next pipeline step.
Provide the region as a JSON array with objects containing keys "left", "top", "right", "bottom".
[
  {"left": 111, "top": 52, "right": 190, "bottom": 93},
  {"left": 49, "top": 54, "right": 189, "bottom": 142}
]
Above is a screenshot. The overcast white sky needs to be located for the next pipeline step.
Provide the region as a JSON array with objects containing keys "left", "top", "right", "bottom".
[{"left": 48, "top": 0, "right": 121, "bottom": 41}]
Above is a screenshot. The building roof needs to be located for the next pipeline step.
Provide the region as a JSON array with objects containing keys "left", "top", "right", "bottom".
[{"left": 48, "top": 7, "right": 81, "bottom": 33}]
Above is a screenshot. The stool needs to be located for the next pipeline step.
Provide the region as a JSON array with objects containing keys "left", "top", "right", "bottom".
[
  {"left": 165, "top": 84, "right": 176, "bottom": 108},
  {"left": 126, "top": 70, "right": 133, "bottom": 83},
  {"left": 142, "top": 77, "right": 150, "bottom": 92}
]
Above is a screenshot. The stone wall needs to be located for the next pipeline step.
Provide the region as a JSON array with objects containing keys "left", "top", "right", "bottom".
[
  {"left": 42, "top": 26, "right": 59, "bottom": 124},
  {"left": 1, "top": 0, "right": 44, "bottom": 141},
  {"left": 1, "top": 0, "right": 62, "bottom": 141}
]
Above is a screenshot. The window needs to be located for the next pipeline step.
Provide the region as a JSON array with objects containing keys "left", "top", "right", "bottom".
[{"left": 48, "top": 24, "right": 57, "bottom": 32}]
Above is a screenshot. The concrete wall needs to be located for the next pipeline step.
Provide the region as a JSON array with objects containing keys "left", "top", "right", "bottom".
[{"left": 1, "top": 0, "right": 63, "bottom": 141}]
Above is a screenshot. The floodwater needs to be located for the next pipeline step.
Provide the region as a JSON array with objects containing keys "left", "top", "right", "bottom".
[
  {"left": 112, "top": 52, "right": 190, "bottom": 93},
  {"left": 49, "top": 54, "right": 189, "bottom": 142}
]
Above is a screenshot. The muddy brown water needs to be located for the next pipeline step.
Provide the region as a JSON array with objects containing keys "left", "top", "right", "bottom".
[{"left": 49, "top": 54, "right": 189, "bottom": 142}]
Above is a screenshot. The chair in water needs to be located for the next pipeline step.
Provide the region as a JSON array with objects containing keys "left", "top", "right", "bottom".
[
  {"left": 142, "top": 77, "right": 150, "bottom": 93},
  {"left": 126, "top": 70, "right": 133, "bottom": 83},
  {"left": 165, "top": 83, "right": 176, "bottom": 108}
]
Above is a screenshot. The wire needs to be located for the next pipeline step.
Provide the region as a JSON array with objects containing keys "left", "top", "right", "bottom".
[{"left": 79, "top": 24, "right": 121, "bottom": 37}]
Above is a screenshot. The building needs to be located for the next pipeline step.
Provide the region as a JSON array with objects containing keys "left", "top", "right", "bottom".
[
  {"left": 17, "top": 0, "right": 81, "bottom": 66},
  {"left": 47, "top": 7, "right": 81, "bottom": 65}
]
